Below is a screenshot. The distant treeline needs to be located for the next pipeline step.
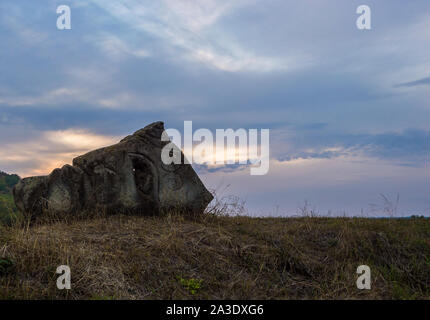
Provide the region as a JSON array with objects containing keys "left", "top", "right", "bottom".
[{"left": 0, "top": 171, "right": 20, "bottom": 194}]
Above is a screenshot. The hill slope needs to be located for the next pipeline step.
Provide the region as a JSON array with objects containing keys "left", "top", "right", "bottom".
[
  {"left": 0, "top": 171, "right": 20, "bottom": 223},
  {"left": 0, "top": 214, "right": 429, "bottom": 299}
]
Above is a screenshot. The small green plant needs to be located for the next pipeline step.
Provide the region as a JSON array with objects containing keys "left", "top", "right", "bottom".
[
  {"left": 392, "top": 282, "right": 418, "bottom": 300},
  {"left": 177, "top": 276, "right": 202, "bottom": 295},
  {"left": 0, "top": 258, "right": 14, "bottom": 275}
]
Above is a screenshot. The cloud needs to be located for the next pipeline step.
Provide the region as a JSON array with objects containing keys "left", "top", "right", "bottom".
[
  {"left": 0, "top": 4, "right": 48, "bottom": 45},
  {"left": 0, "top": 128, "right": 119, "bottom": 177},
  {"left": 274, "top": 128, "right": 430, "bottom": 166},
  {"left": 0, "top": 84, "right": 193, "bottom": 111},
  {"left": 395, "top": 76, "right": 430, "bottom": 88},
  {"left": 0, "top": 87, "right": 90, "bottom": 107},
  {"left": 277, "top": 149, "right": 347, "bottom": 162},
  {"left": 92, "top": 34, "right": 151, "bottom": 60},
  {"left": 88, "top": 0, "right": 298, "bottom": 72},
  {"left": 160, "top": 0, "right": 240, "bottom": 32}
]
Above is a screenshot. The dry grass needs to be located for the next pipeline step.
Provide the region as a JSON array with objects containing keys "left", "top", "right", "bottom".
[{"left": 0, "top": 212, "right": 429, "bottom": 300}]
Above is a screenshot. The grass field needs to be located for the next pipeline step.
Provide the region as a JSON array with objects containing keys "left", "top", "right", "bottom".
[{"left": 0, "top": 212, "right": 429, "bottom": 300}]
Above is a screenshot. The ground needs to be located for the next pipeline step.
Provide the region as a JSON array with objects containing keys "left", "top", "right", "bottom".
[{"left": 0, "top": 213, "right": 429, "bottom": 299}]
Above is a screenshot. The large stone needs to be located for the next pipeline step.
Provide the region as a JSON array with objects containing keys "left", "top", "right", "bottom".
[{"left": 13, "top": 122, "right": 213, "bottom": 219}]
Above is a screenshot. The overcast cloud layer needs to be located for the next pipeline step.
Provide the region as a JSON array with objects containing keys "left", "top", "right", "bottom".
[{"left": 0, "top": 0, "right": 429, "bottom": 216}]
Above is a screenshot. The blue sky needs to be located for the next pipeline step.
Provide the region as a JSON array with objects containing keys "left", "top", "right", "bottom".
[{"left": 0, "top": 0, "right": 429, "bottom": 216}]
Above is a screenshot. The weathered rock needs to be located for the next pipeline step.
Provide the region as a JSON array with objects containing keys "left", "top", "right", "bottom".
[{"left": 13, "top": 122, "right": 213, "bottom": 219}]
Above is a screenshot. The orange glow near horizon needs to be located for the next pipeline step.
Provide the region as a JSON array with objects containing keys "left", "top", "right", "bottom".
[{"left": 0, "top": 129, "right": 120, "bottom": 177}]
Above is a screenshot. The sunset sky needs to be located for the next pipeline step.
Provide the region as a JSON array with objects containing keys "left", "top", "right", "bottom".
[{"left": 0, "top": 0, "right": 429, "bottom": 216}]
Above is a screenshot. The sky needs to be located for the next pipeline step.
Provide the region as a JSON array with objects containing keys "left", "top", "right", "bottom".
[{"left": 0, "top": 0, "right": 429, "bottom": 216}]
